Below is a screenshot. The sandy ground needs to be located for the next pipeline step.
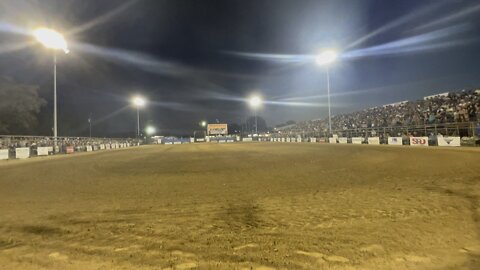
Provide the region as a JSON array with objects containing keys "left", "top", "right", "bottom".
[{"left": 0, "top": 143, "right": 479, "bottom": 270}]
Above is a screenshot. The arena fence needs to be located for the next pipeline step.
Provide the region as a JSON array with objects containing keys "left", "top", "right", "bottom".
[
  {"left": 0, "top": 135, "right": 141, "bottom": 160},
  {"left": 278, "top": 121, "right": 479, "bottom": 141}
]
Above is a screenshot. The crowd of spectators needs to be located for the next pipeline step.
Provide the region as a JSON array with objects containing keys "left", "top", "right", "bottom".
[
  {"left": 0, "top": 136, "right": 139, "bottom": 152},
  {"left": 279, "top": 89, "right": 480, "bottom": 134}
]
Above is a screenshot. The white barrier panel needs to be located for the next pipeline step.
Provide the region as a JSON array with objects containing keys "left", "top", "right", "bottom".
[
  {"left": 0, "top": 149, "right": 8, "bottom": 160},
  {"left": 328, "top": 138, "right": 337, "bottom": 143},
  {"left": 106, "top": 144, "right": 111, "bottom": 149},
  {"left": 100, "top": 144, "right": 105, "bottom": 150},
  {"left": 286, "top": 138, "right": 291, "bottom": 142},
  {"left": 173, "top": 141, "right": 182, "bottom": 144},
  {"left": 310, "top": 138, "right": 316, "bottom": 143},
  {"left": 281, "top": 138, "right": 285, "bottom": 142},
  {"left": 388, "top": 137, "right": 403, "bottom": 145},
  {"left": 86, "top": 146, "right": 93, "bottom": 152},
  {"left": 242, "top": 138, "right": 253, "bottom": 142},
  {"left": 227, "top": 140, "right": 234, "bottom": 143},
  {"left": 410, "top": 136, "right": 429, "bottom": 146},
  {"left": 16, "top": 147, "right": 30, "bottom": 159},
  {"left": 437, "top": 136, "right": 460, "bottom": 147},
  {"left": 352, "top": 137, "right": 363, "bottom": 144},
  {"left": 165, "top": 142, "right": 173, "bottom": 145},
  {"left": 339, "top": 137, "right": 348, "bottom": 144},
  {"left": 367, "top": 137, "right": 380, "bottom": 145},
  {"left": 37, "top": 147, "right": 49, "bottom": 156}
]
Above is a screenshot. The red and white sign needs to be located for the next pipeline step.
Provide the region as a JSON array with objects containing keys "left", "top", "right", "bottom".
[
  {"left": 410, "top": 137, "right": 429, "bottom": 146},
  {"left": 66, "top": 146, "right": 74, "bottom": 154},
  {"left": 437, "top": 136, "right": 461, "bottom": 147}
]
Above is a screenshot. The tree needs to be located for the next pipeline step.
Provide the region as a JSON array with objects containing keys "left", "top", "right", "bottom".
[
  {"left": 245, "top": 116, "right": 267, "bottom": 134},
  {"left": 0, "top": 78, "right": 46, "bottom": 134}
]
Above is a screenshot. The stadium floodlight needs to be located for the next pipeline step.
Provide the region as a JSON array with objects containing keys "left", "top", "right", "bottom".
[
  {"left": 248, "top": 95, "right": 263, "bottom": 135},
  {"left": 200, "top": 121, "right": 207, "bottom": 127},
  {"left": 34, "top": 27, "right": 69, "bottom": 148},
  {"left": 145, "top": 126, "right": 156, "bottom": 136},
  {"left": 249, "top": 96, "right": 262, "bottom": 108},
  {"left": 131, "top": 96, "right": 147, "bottom": 137},
  {"left": 34, "top": 28, "right": 69, "bottom": 54},
  {"left": 315, "top": 49, "right": 337, "bottom": 66},
  {"left": 132, "top": 96, "right": 146, "bottom": 108},
  {"left": 316, "top": 49, "right": 338, "bottom": 135}
]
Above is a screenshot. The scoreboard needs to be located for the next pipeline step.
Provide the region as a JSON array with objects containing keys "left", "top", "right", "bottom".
[{"left": 207, "top": 124, "right": 228, "bottom": 135}]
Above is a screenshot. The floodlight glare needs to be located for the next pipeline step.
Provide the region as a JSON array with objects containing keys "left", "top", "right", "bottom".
[
  {"left": 316, "top": 50, "right": 338, "bottom": 66},
  {"left": 145, "top": 126, "right": 156, "bottom": 135},
  {"left": 34, "top": 28, "right": 69, "bottom": 53},
  {"left": 200, "top": 121, "right": 207, "bottom": 127},
  {"left": 132, "top": 96, "right": 146, "bottom": 107},
  {"left": 249, "top": 96, "right": 262, "bottom": 108}
]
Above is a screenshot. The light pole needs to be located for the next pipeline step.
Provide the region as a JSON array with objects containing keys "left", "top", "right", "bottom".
[
  {"left": 248, "top": 96, "right": 262, "bottom": 135},
  {"left": 316, "top": 49, "right": 338, "bottom": 135},
  {"left": 34, "top": 28, "right": 69, "bottom": 148},
  {"left": 132, "top": 96, "right": 146, "bottom": 138},
  {"left": 88, "top": 113, "right": 92, "bottom": 138}
]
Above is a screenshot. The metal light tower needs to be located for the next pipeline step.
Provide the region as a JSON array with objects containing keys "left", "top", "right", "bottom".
[
  {"left": 249, "top": 96, "right": 262, "bottom": 135},
  {"left": 34, "top": 28, "right": 69, "bottom": 147},
  {"left": 132, "top": 96, "right": 146, "bottom": 138},
  {"left": 316, "top": 49, "right": 338, "bottom": 135}
]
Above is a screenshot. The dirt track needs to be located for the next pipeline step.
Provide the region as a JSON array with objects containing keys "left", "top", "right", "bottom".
[{"left": 0, "top": 143, "right": 479, "bottom": 270}]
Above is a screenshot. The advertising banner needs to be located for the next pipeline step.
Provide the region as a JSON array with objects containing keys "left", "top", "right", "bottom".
[
  {"left": 16, "top": 147, "right": 30, "bottom": 159},
  {"left": 328, "top": 138, "right": 337, "bottom": 143},
  {"left": 367, "top": 137, "right": 380, "bottom": 145},
  {"left": 86, "top": 146, "right": 93, "bottom": 152},
  {"left": 352, "top": 137, "right": 363, "bottom": 144},
  {"left": 242, "top": 138, "right": 253, "bottom": 142},
  {"left": 410, "top": 136, "right": 429, "bottom": 146},
  {"left": 339, "top": 137, "right": 348, "bottom": 144},
  {"left": 437, "top": 136, "right": 461, "bottom": 147},
  {"left": 310, "top": 138, "right": 317, "bottom": 143},
  {"left": 0, "top": 149, "right": 8, "bottom": 160},
  {"left": 388, "top": 137, "right": 403, "bottom": 145},
  {"left": 66, "top": 146, "right": 74, "bottom": 154},
  {"left": 37, "top": 147, "right": 49, "bottom": 156},
  {"left": 100, "top": 144, "right": 105, "bottom": 150},
  {"left": 207, "top": 124, "right": 228, "bottom": 135}
]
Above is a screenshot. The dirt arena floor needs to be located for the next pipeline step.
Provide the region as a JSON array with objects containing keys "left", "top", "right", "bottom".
[{"left": 0, "top": 143, "right": 479, "bottom": 270}]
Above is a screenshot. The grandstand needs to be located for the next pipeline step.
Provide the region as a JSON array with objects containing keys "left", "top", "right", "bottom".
[{"left": 278, "top": 89, "right": 480, "bottom": 138}]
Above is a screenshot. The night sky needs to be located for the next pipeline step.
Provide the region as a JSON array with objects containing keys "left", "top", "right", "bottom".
[{"left": 1, "top": 0, "right": 480, "bottom": 137}]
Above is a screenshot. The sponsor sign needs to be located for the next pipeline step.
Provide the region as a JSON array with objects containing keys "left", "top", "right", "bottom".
[
  {"left": 173, "top": 141, "right": 182, "bottom": 144},
  {"left": 37, "top": 147, "right": 49, "bottom": 156},
  {"left": 437, "top": 136, "right": 461, "bottom": 147},
  {"left": 410, "top": 136, "right": 429, "bottom": 146},
  {"left": 286, "top": 138, "right": 291, "bottom": 142},
  {"left": 242, "top": 137, "right": 253, "bottom": 142},
  {"left": 352, "top": 137, "right": 363, "bottom": 144},
  {"left": 16, "top": 147, "right": 30, "bottom": 159},
  {"left": 165, "top": 142, "right": 173, "bottom": 145},
  {"left": 388, "top": 137, "right": 403, "bottom": 145},
  {"left": 86, "top": 145, "right": 93, "bottom": 152},
  {"left": 66, "top": 146, "right": 74, "bottom": 154},
  {"left": 207, "top": 124, "right": 228, "bottom": 135},
  {"left": 339, "top": 137, "right": 348, "bottom": 144},
  {"left": 328, "top": 138, "right": 337, "bottom": 143},
  {"left": 367, "top": 137, "right": 380, "bottom": 145},
  {"left": 106, "top": 144, "right": 111, "bottom": 149},
  {"left": 100, "top": 144, "right": 105, "bottom": 150},
  {"left": 281, "top": 138, "right": 285, "bottom": 142},
  {"left": 0, "top": 149, "right": 9, "bottom": 160},
  {"left": 310, "top": 138, "right": 317, "bottom": 143}
]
